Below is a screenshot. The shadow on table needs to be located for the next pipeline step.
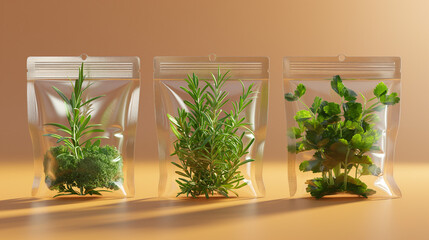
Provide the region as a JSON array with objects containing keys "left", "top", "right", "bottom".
[
  {"left": 0, "top": 197, "right": 369, "bottom": 230},
  {"left": 0, "top": 197, "right": 102, "bottom": 211},
  {"left": 88, "top": 197, "right": 368, "bottom": 230}
]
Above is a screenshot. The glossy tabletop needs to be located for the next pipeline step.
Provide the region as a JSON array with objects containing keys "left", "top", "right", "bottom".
[{"left": 0, "top": 161, "right": 428, "bottom": 240}]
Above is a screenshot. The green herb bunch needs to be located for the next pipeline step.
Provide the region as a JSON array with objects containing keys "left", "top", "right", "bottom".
[
  {"left": 285, "top": 75, "right": 400, "bottom": 199},
  {"left": 44, "top": 64, "right": 122, "bottom": 197},
  {"left": 168, "top": 70, "right": 255, "bottom": 198}
]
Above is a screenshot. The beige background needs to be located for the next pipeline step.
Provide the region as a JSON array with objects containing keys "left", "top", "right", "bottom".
[
  {"left": 1, "top": 0, "right": 428, "bottom": 164},
  {"left": 1, "top": 1, "right": 429, "bottom": 239}
]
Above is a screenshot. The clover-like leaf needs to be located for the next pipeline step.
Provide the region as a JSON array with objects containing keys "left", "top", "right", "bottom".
[
  {"left": 361, "top": 164, "right": 381, "bottom": 176},
  {"left": 343, "top": 88, "right": 357, "bottom": 102},
  {"left": 373, "top": 82, "right": 388, "bottom": 98},
  {"left": 294, "top": 83, "right": 306, "bottom": 98},
  {"left": 310, "top": 96, "right": 322, "bottom": 113},
  {"left": 287, "top": 127, "right": 303, "bottom": 139},
  {"left": 343, "top": 102, "right": 363, "bottom": 121},
  {"left": 294, "top": 110, "right": 313, "bottom": 122},
  {"left": 380, "top": 92, "right": 400, "bottom": 105},
  {"left": 331, "top": 75, "right": 345, "bottom": 97},
  {"left": 285, "top": 93, "right": 298, "bottom": 101},
  {"left": 323, "top": 102, "right": 341, "bottom": 116},
  {"left": 351, "top": 134, "right": 362, "bottom": 149}
]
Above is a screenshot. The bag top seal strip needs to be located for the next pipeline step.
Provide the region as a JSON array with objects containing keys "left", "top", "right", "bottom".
[
  {"left": 27, "top": 56, "right": 140, "bottom": 80},
  {"left": 284, "top": 56, "right": 400, "bottom": 79},
  {"left": 154, "top": 56, "right": 269, "bottom": 80}
]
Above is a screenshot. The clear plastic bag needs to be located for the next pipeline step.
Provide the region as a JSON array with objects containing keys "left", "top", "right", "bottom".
[
  {"left": 27, "top": 55, "right": 140, "bottom": 198},
  {"left": 154, "top": 55, "right": 268, "bottom": 198},
  {"left": 284, "top": 56, "right": 401, "bottom": 199}
]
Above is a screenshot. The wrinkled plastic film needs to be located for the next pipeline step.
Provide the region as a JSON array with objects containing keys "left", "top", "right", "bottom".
[
  {"left": 27, "top": 56, "right": 140, "bottom": 197},
  {"left": 284, "top": 56, "right": 401, "bottom": 198}
]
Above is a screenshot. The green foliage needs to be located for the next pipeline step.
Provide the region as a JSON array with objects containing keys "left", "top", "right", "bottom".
[
  {"left": 285, "top": 75, "right": 399, "bottom": 198},
  {"left": 168, "top": 69, "right": 255, "bottom": 198},
  {"left": 294, "top": 110, "right": 313, "bottom": 122},
  {"left": 44, "top": 145, "right": 122, "bottom": 197},
  {"left": 44, "top": 63, "right": 108, "bottom": 159},
  {"left": 331, "top": 75, "right": 357, "bottom": 101},
  {"left": 295, "top": 83, "right": 306, "bottom": 98},
  {"left": 306, "top": 176, "right": 376, "bottom": 199},
  {"left": 373, "top": 82, "right": 388, "bottom": 98},
  {"left": 43, "top": 64, "right": 122, "bottom": 197},
  {"left": 380, "top": 92, "right": 400, "bottom": 105},
  {"left": 343, "top": 102, "right": 363, "bottom": 121},
  {"left": 323, "top": 102, "right": 341, "bottom": 116},
  {"left": 284, "top": 93, "right": 298, "bottom": 101}
]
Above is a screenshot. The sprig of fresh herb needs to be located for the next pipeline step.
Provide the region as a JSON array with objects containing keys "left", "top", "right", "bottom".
[
  {"left": 285, "top": 75, "right": 399, "bottom": 198},
  {"left": 168, "top": 69, "right": 255, "bottom": 198},
  {"left": 44, "top": 63, "right": 107, "bottom": 159},
  {"left": 45, "top": 144, "right": 122, "bottom": 197},
  {"left": 44, "top": 64, "right": 122, "bottom": 197}
]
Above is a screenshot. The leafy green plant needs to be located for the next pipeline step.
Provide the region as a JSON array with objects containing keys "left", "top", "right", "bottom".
[
  {"left": 285, "top": 75, "right": 400, "bottom": 199},
  {"left": 168, "top": 69, "right": 255, "bottom": 198},
  {"left": 44, "top": 64, "right": 122, "bottom": 197}
]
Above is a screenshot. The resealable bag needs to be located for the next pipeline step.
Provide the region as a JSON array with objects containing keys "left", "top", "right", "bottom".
[
  {"left": 28, "top": 55, "right": 140, "bottom": 198},
  {"left": 284, "top": 56, "right": 401, "bottom": 199},
  {"left": 154, "top": 55, "right": 268, "bottom": 198}
]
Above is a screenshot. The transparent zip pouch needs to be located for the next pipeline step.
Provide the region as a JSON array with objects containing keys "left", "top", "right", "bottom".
[
  {"left": 154, "top": 55, "right": 268, "bottom": 198},
  {"left": 27, "top": 55, "right": 140, "bottom": 198},
  {"left": 284, "top": 56, "right": 401, "bottom": 199}
]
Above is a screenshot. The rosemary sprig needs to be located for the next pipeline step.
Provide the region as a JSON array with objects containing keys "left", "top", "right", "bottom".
[
  {"left": 43, "top": 64, "right": 122, "bottom": 197},
  {"left": 44, "top": 63, "right": 107, "bottom": 159},
  {"left": 168, "top": 69, "right": 255, "bottom": 198}
]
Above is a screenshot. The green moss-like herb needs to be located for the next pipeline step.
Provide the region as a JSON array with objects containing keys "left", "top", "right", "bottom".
[
  {"left": 43, "top": 64, "right": 123, "bottom": 197},
  {"left": 285, "top": 75, "right": 400, "bottom": 199},
  {"left": 168, "top": 70, "right": 255, "bottom": 198},
  {"left": 44, "top": 145, "right": 122, "bottom": 197}
]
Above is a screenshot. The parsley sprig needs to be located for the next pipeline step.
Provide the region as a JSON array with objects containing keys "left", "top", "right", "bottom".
[{"left": 286, "top": 75, "right": 400, "bottom": 198}]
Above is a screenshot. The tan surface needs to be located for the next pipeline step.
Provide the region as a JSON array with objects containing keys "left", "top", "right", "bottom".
[
  {"left": 0, "top": 162, "right": 428, "bottom": 240},
  {"left": 1, "top": 0, "right": 429, "bottom": 164},
  {"left": 1, "top": 1, "right": 428, "bottom": 238}
]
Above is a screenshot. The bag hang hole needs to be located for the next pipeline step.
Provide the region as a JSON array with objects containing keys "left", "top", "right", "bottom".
[
  {"left": 208, "top": 53, "right": 217, "bottom": 62},
  {"left": 338, "top": 54, "right": 346, "bottom": 62},
  {"left": 80, "top": 53, "right": 88, "bottom": 61}
]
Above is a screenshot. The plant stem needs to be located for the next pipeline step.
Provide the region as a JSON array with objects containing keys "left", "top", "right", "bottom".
[
  {"left": 339, "top": 99, "right": 344, "bottom": 137},
  {"left": 355, "top": 164, "right": 359, "bottom": 178},
  {"left": 344, "top": 148, "right": 351, "bottom": 190},
  {"left": 333, "top": 163, "right": 340, "bottom": 178},
  {"left": 368, "top": 96, "right": 377, "bottom": 102},
  {"left": 298, "top": 98, "right": 316, "bottom": 118}
]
